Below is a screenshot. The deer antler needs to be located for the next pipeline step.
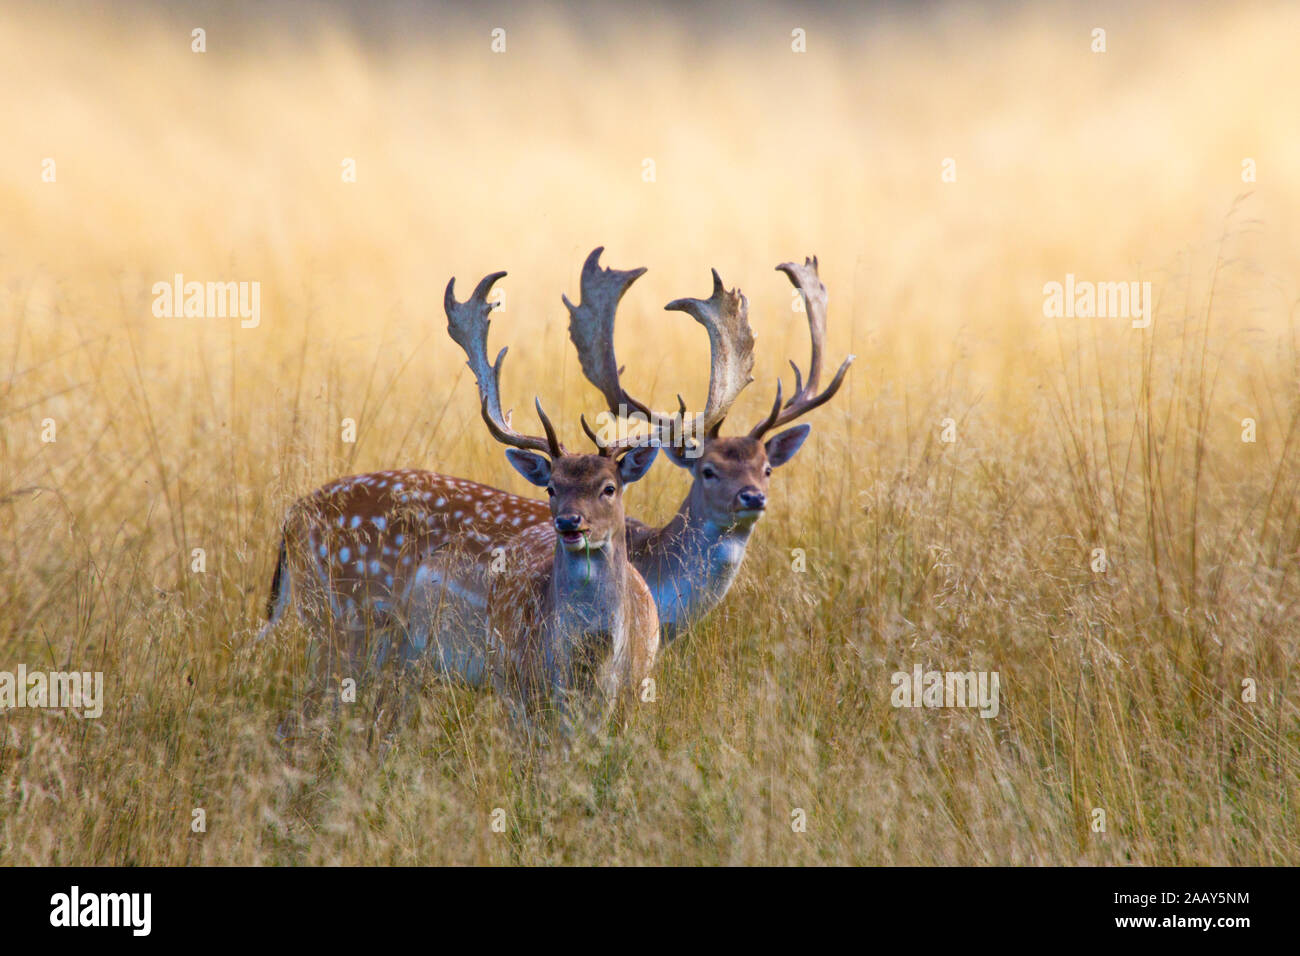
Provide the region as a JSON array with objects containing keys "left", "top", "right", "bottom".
[
  {"left": 564, "top": 247, "right": 648, "bottom": 415},
  {"left": 445, "top": 271, "right": 565, "bottom": 457},
  {"left": 666, "top": 270, "right": 756, "bottom": 439},
  {"left": 748, "top": 256, "right": 854, "bottom": 440},
  {"left": 561, "top": 247, "right": 661, "bottom": 458},
  {"left": 566, "top": 248, "right": 755, "bottom": 448}
]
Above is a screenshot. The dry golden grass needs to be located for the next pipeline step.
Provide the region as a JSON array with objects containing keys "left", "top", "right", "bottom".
[{"left": 1, "top": 0, "right": 1298, "bottom": 864}]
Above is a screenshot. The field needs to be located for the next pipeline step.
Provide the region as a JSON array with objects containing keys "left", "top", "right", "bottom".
[{"left": 1, "top": 0, "right": 1298, "bottom": 864}]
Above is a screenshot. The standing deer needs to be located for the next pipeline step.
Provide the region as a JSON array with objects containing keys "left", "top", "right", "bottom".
[
  {"left": 574, "top": 252, "right": 854, "bottom": 641},
  {"left": 259, "top": 268, "right": 660, "bottom": 726},
  {"left": 445, "top": 248, "right": 855, "bottom": 642}
]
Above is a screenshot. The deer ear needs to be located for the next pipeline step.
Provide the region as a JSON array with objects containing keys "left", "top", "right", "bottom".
[
  {"left": 505, "top": 449, "right": 552, "bottom": 487},
  {"left": 617, "top": 444, "right": 659, "bottom": 484},
  {"left": 765, "top": 424, "right": 811, "bottom": 468}
]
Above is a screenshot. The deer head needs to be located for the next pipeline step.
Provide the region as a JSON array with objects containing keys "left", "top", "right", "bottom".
[
  {"left": 567, "top": 250, "right": 853, "bottom": 534},
  {"left": 444, "top": 269, "right": 658, "bottom": 560}
]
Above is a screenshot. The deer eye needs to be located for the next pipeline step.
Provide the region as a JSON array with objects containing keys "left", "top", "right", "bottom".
[
  {"left": 602, "top": 483, "right": 617, "bottom": 498},
  {"left": 701, "top": 465, "right": 717, "bottom": 480},
  {"left": 764, "top": 465, "right": 773, "bottom": 477},
  {"left": 546, "top": 485, "right": 555, "bottom": 497}
]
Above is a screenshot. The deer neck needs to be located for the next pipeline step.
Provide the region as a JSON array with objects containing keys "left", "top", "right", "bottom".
[
  {"left": 547, "top": 534, "right": 628, "bottom": 638},
  {"left": 632, "top": 495, "right": 755, "bottom": 641}
]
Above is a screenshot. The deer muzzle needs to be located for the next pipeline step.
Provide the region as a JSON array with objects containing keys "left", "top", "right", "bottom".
[{"left": 555, "top": 513, "right": 601, "bottom": 551}]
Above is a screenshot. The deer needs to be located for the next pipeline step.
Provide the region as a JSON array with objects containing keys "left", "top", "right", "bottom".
[
  {"left": 575, "top": 253, "right": 854, "bottom": 642},
  {"left": 454, "top": 248, "right": 855, "bottom": 642},
  {"left": 259, "top": 267, "right": 660, "bottom": 729}
]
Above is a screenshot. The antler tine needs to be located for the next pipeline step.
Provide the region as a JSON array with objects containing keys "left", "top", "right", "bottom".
[
  {"left": 478, "top": 394, "right": 566, "bottom": 458},
  {"left": 748, "top": 379, "right": 784, "bottom": 442},
  {"left": 579, "top": 414, "right": 606, "bottom": 454},
  {"left": 665, "top": 268, "right": 756, "bottom": 439},
  {"left": 564, "top": 246, "right": 648, "bottom": 413},
  {"left": 750, "top": 256, "right": 856, "bottom": 439},
  {"left": 581, "top": 412, "right": 654, "bottom": 458},
  {"left": 447, "top": 270, "right": 564, "bottom": 457},
  {"left": 532, "top": 397, "right": 565, "bottom": 458}
]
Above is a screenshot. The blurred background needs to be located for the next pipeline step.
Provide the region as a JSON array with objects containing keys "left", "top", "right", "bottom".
[
  {"left": 2, "top": 0, "right": 1298, "bottom": 865},
  {"left": 4, "top": 1, "right": 1296, "bottom": 477}
]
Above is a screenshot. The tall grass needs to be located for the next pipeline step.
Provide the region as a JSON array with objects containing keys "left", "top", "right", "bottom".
[{"left": 0, "top": 0, "right": 1297, "bottom": 864}]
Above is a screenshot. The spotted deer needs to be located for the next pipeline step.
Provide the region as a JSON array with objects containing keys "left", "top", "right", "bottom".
[
  {"left": 487, "top": 249, "right": 855, "bottom": 641},
  {"left": 260, "top": 268, "right": 659, "bottom": 725}
]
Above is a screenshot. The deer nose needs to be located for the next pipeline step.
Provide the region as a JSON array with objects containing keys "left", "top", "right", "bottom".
[
  {"left": 737, "top": 489, "right": 767, "bottom": 511},
  {"left": 554, "top": 513, "right": 584, "bottom": 533}
]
